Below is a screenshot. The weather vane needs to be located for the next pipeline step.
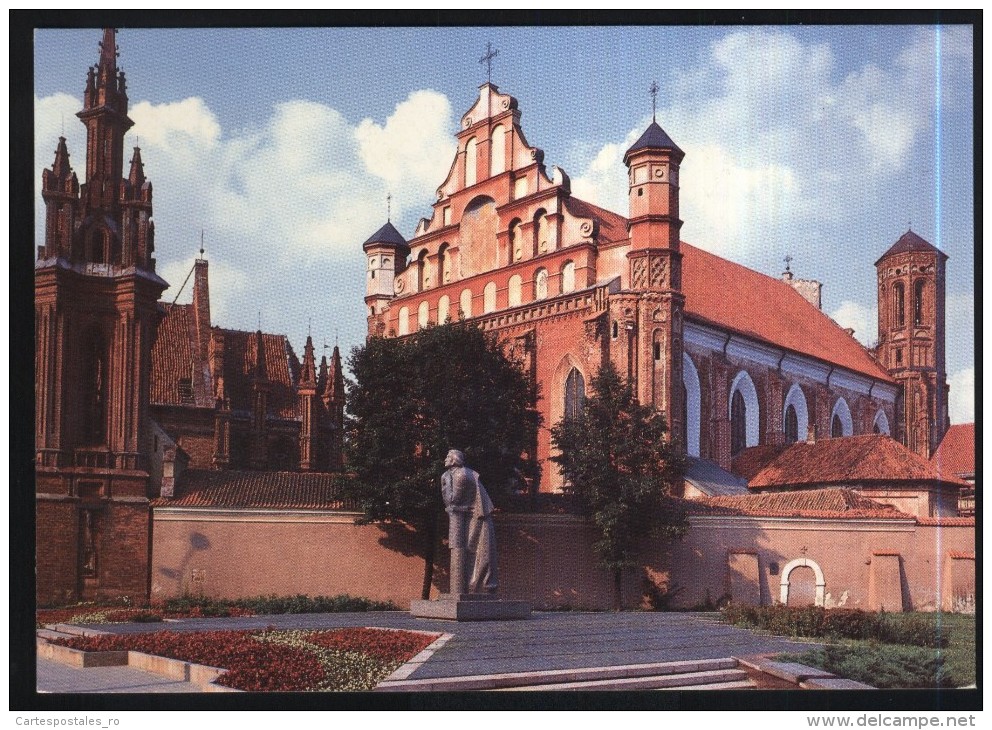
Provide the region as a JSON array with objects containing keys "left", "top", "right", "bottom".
[
  {"left": 199, "top": 229, "right": 204, "bottom": 259},
  {"left": 784, "top": 254, "right": 792, "bottom": 272},
  {"left": 480, "top": 42, "right": 499, "bottom": 84},
  {"left": 387, "top": 192, "right": 392, "bottom": 222},
  {"left": 650, "top": 80, "right": 659, "bottom": 122}
]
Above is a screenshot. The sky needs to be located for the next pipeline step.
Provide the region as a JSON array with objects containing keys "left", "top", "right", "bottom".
[{"left": 33, "top": 24, "right": 975, "bottom": 423}]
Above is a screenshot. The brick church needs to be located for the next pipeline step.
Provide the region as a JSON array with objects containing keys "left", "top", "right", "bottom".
[
  {"left": 35, "top": 30, "right": 343, "bottom": 604},
  {"left": 364, "top": 82, "right": 956, "bottom": 495},
  {"left": 35, "top": 30, "right": 972, "bottom": 610}
]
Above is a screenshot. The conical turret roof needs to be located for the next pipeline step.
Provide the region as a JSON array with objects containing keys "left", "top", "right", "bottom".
[
  {"left": 362, "top": 220, "right": 408, "bottom": 251},
  {"left": 875, "top": 230, "right": 947, "bottom": 265},
  {"left": 624, "top": 120, "right": 684, "bottom": 162}
]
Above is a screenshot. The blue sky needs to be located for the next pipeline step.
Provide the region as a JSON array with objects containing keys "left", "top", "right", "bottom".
[{"left": 34, "top": 25, "right": 975, "bottom": 422}]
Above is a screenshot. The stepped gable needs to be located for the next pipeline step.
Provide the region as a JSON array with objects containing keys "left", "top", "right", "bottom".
[
  {"left": 736, "top": 434, "right": 970, "bottom": 489},
  {"left": 690, "top": 488, "right": 912, "bottom": 520},
  {"left": 153, "top": 469, "right": 356, "bottom": 510},
  {"left": 931, "top": 423, "right": 975, "bottom": 479}
]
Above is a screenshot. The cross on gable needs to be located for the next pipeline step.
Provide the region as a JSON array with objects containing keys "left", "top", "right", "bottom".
[{"left": 480, "top": 42, "right": 499, "bottom": 84}]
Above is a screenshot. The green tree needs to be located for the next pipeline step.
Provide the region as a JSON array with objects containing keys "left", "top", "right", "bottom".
[
  {"left": 344, "top": 322, "right": 541, "bottom": 599},
  {"left": 550, "top": 361, "right": 686, "bottom": 609}
]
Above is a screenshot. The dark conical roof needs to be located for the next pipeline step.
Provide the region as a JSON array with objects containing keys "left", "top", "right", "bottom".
[
  {"left": 362, "top": 221, "right": 408, "bottom": 250},
  {"left": 624, "top": 121, "right": 684, "bottom": 162},
  {"left": 875, "top": 230, "right": 947, "bottom": 266}
]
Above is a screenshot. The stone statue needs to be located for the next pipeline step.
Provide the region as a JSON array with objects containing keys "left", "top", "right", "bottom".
[{"left": 441, "top": 449, "right": 498, "bottom": 594}]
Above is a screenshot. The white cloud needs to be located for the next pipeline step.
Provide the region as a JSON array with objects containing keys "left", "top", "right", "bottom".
[
  {"left": 34, "top": 89, "right": 457, "bottom": 342},
  {"left": 948, "top": 367, "right": 974, "bottom": 424},
  {"left": 829, "top": 301, "right": 878, "bottom": 347}
]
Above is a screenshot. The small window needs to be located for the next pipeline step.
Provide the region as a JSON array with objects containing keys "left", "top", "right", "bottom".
[
  {"left": 785, "top": 405, "right": 799, "bottom": 444},
  {"left": 654, "top": 342, "right": 661, "bottom": 361},
  {"left": 638, "top": 188, "right": 644, "bottom": 197},
  {"left": 894, "top": 282, "right": 905, "bottom": 327},
  {"left": 371, "top": 270, "right": 376, "bottom": 279},
  {"left": 914, "top": 280, "right": 925, "bottom": 326},
  {"left": 731, "top": 390, "right": 747, "bottom": 456},
  {"left": 896, "top": 348, "right": 903, "bottom": 365},
  {"left": 612, "top": 321, "right": 619, "bottom": 339},
  {"left": 831, "top": 414, "right": 843, "bottom": 438},
  {"left": 565, "top": 368, "right": 585, "bottom": 421}
]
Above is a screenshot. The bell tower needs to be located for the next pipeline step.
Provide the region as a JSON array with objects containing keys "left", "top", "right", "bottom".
[
  {"left": 363, "top": 220, "right": 409, "bottom": 336},
  {"left": 35, "top": 29, "right": 168, "bottom": 604},
  {"left": 875, "top": 230, "right": 949, "bottom": 457},
  {"left": 622, "top": 93, "right": 686, "bottom": 448}
]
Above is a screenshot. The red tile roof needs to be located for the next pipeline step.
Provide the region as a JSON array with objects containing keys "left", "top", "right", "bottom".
[
  {"left": 566, "top": 197, "right": 630, "bottom": 245},
  {"left": 680, "top": 242, "right": 892, "bottom": 381},
  {"left": 931, "top": 424, "right": 975, "bottom": 479},
  {"left": 689, "top": 488, "right": 912, "bottom": 520},
  {"left": 151, "top": 304, "right": 211, "bottom": 407},
  {"left": 219, "top": 329, "right": 300, "bottom": 420},
  {"left": 737, "top": 434, "right": 970, "bottom": 489},
  {"left": 875, "top": 230, "right": 947, "bottom": 265},
  {"left": 152, "top": 469, "right": 357, "bottom": 510},
  {"left": 916, "top": 516, "right": 975, "bottom": 527}
]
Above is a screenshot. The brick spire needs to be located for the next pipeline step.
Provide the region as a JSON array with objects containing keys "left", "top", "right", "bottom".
[
  {"left": 252, "top": 329, "right": 268, "bottom": 381},
  {"left": 300, "top": 335, "right": 317, "bottom": 389},
  {"left": 317, "top": 354, "right": 329, "bottom": 394},
  {"left": 127, "top": 146, "right": 145, "bottom": 187},
  {"left": 329, "top": 345, "right": 344, "bottom": 405}
]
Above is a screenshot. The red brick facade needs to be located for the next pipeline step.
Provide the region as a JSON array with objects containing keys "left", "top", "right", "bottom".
[
  {"left": 35, "top": 30, "right": 166, "bottom": 604},
  {"left": 363, "top": 83, "right": 937, "bottom": 491}
]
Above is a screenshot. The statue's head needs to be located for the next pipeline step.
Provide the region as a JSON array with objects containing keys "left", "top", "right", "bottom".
[{"left": 445, "top": 449, "right": 466, "bottom": 467}]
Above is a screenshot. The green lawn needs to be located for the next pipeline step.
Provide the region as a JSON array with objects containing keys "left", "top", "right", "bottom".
[{"left": 779, "top": 613, "right": 975, "bottom": 688}]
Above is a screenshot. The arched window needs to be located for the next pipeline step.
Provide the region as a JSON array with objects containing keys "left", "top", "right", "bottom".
[
  {"left": 82, "top": 327, "right": 107, "bottom": 444},
  {"left": 508, "top": 219, "right": 522, "bottom": 263},
  {"left": 561, "top": 261, "right": 576, "bottom": 293},
  {"left": 397, "top": 306, "right": 410, "bottom": 335},
  {"left": 682, "top": 353, "right": 701, "bottom": 457},
  {"left": 783, "top": 383, "right": 809, "bottom": 445},
  {"left": 785, "top": 405, "right": 799, "bottom": 444},
  {"left": 533, "top": 209, "right": 548, "bottom": 256},
  {"left": 894, "top": 282, "right": 905, "bottom": 327},
  {"left": 534, "top": 268, "right": 548, "bottom": 300},
  {"left": 418, "top": 301, "right": 429, "bottom": 329},
  {"left": 483, "top": 281, "right": 497, "bottom": 313},
  {"left": 459, "top": 288, "right": 472, "bottom": 319},
  {"left": 490, "top": 124, "right": 506, "bottom": 177},
  {"left": 508, "top": 274, "right": 522, "bottom": 307},
  {"left": 416, "top": 250, "right": 428, "bottom": 292},
  {"left": 731, "top": 390, "right": 747, "bottom": 456},
  {"left": 464, "top": 137, "right": 478, "bottom": 187},
  {"left": 914, "top": 280, "right": 925, "bottom": 326},
  {"left": 729, "top": 370, "right": 760, "bottom": 455},
  {"left": 87, "top": 229, "right": 107, "bottom": 264},
  {"left": 830, "top": 397, "right": 853, "bottom": 437},
  {"left": 873, "top": 409, "right": 890, "bottom": 435},
  {"left": 831, "top": 415, "right": 843, "bottom": 438},
  {"left": 438, "top": 295, "right": 450, "bottom": 324},
  {"left": 438, "top": 243, "right": 451, "bottom": 284},
  {"left": 564, "top": 368, "right": 585, "bottom": 421}
]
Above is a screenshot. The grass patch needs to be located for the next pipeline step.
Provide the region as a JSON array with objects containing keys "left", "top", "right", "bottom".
[{"left": 779, "top": 643, "right": 954, "bottom": 689}]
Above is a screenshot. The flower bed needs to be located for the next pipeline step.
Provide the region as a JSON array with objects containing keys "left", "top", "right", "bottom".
[
  {"left": 36, "top": 605, "right": 254, "bottom": 626},
  {"left": 50, "top": 628, "right": 440, "bottom": 691}
]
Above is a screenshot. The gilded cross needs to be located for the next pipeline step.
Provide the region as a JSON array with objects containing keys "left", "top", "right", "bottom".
[
  {"left": 480, "top": 42, "right": 499, "bottom": 84},
  {"left": 650, "top": 80, "right": 659, "bottom": 122}
]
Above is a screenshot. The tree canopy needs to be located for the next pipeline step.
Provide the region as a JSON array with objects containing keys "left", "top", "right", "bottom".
[
  {"left": 550, "top": 361, "right": 686, "bottom": 608},
  {"left": 344, "top": 322, "right": 541, "bottom": 598}
]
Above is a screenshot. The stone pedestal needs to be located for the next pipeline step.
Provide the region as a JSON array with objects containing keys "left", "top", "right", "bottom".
[{"left": 410, "top": 593, "right": 532, "bottom": 621}]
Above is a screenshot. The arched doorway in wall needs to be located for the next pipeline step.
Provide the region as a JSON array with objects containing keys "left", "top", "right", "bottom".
[{"left": 780, "top": 557, "right": 825, "bottom": 606}]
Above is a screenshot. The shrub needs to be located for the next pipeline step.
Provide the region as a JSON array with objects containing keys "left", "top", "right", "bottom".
[
  {"left": 721, "top": 605, "right": 948, "bottom": 648},
  {"left": 158, "top": 593, "right": 397, "bottom": 617},
  {"left": 779, "top": 644, "right": 954, "bottom": 689}
]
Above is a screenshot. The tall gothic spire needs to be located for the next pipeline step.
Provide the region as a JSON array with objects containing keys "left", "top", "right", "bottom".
[
  {"left": 300, "top": 335, "right": 317, "bottom": 388},
  {"left": 253, "top": 330, "right": 268, "bottom": 381},
  {"left": 128, "top": 146, "right": 145, "bottom": 187},
  {"left": 329, "top": 345, "right": 344, "bottom": 404},
  {"left": 317, "top": 354, "right": 329, "bottom": 395},
  {"left": 51, "top": 137, "right": 73, "bottom": 180}
]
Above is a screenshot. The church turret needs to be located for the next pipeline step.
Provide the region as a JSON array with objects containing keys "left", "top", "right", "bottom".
[
  {"left": 121, "top": 147, "right": 154, "bottom": 269},
  {"left": 621, "top": 86, "right": 686, "bottom": 448},
  {"left": 875, "top": 230, "right": 949, "bottom": 457},
  {"left": 249, "top": 329, "right": 270, "bottom": 469},
  {"left": 317, "top": 354, "right": 329, "bottom": 396},
  {"left": 363, "top": 220, "right": 409, "bottom": 333},
  {"left": 41, "top": 137, "right": 80, "bottom": 259},
  {"left": 325, "top": 345, "right": 345, "bottom": 470},
  {"left": 298, "top": 335, "right": 318, "bottom": 471}
]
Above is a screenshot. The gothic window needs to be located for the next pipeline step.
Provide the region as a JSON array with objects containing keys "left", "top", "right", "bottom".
[
  {"left": 830, "top": 397, "right": 853, "bottom": 437},
  {"left": 785, "top": 404, "right": 799, "bottom": 444},
  {"left": 831, "top": 414, "right": 843, "bottom": 438},
  {"left": 79, "top": 509, "right": 100, "bottom": 578},
  {"left": 82, "top": 328, "right": 107, "bottom": 445},
  {"left": 682, "top": 353, "right": 701, "bottom": 458},
  {"left": 914, "top": 279, "right": 925, "bottom": 326},
  {"left": 731, "top": 390, "right": 747, "bottom": 456},
  {"left": 438, "top": 295, "right": 451, "bottom": 324},
  {"left": 438, "top": 243, "right": 451, "bottom": 284},
  {"left": 418, "top": 301, "right": 430, "bottom": 329},
  {"left": 894, "top": 282, "right": 905, "bottom": 327},
  {"left": 561, "top": 261, "right": 576, "bottom": 293},
  {"left": 464, "top": 137, "right": 478, "bottom": 187},
  {"left": 87, "top": 229, "right": 107, "bottom": 264},
  {"left": 873, "top": 423, "right": 880, "bottom": 434},
  {"left": 459, "top": 288, "right": 473, "bottom": 319},
  {"left": 564, "top": 367, "right": 585, "bottom": 421},
  {"left": 534, "top": 268, "right": 548, "bottom": 300}
]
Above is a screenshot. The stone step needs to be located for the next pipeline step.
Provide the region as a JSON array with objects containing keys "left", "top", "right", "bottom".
[
  {"left": 375, "top": 657, "right": 740, "bottom": 692},
  {"left": 500, "top": 668, "right": 750, "bottom": 691}
]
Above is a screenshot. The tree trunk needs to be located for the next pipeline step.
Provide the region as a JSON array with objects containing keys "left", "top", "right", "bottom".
[
  {"left": 613, "top": 568, "right": 623, "bottom": 611},
  {"left": 420, "top": 512, "right": 438, "bottom": 600}
]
